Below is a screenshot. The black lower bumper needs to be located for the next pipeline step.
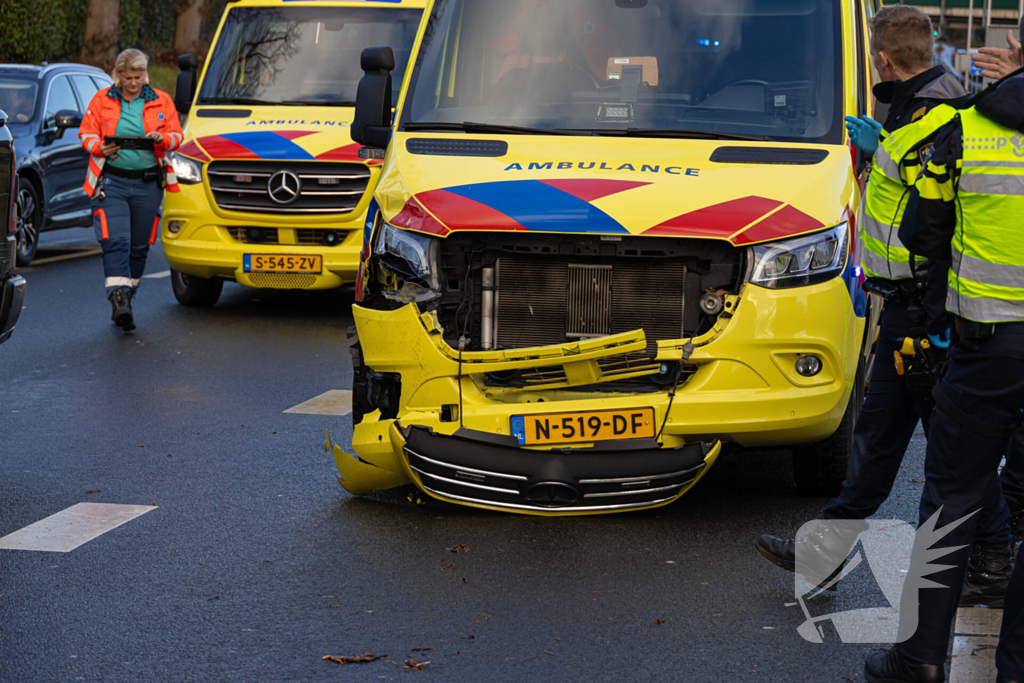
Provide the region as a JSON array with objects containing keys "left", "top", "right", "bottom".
[
  {"left": 0, "top": 272, "right": 25, "bottom": 344},
  {"left": 402, "top": 426, "right": 716, "bottom": 512}
]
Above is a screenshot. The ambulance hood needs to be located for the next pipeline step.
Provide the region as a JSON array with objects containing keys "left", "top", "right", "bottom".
[
  {"left": 377, "top": 134, "right": 856, "bottom": 247},
  {"left": 175, "top": 106, "right": 375, "bottom": 165}
]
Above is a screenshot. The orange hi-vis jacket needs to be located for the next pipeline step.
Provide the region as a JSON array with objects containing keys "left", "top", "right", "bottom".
[{"left": 79, "top": 84, "right": 183, "bottom": 197}]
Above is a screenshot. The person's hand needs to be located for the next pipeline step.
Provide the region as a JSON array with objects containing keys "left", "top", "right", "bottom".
[
  {"left": 973, "top": 31, "right": 1023, "bottom": 79},
  {"left": 844, "top": 115, "right": 883, "bottom": 155},
  {"left": 147, "top": 131, "right": 164, "bottom": 147},
  {"left": 100, "top": 141, "right": 121, "bottom": 157},
  {"left": 928, "top": 329, "right": 951, "bottom": 349}
]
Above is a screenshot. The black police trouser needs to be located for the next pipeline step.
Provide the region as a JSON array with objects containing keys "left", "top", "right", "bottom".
[
  {"left": 894, "top": 324, "right": 1021, "bottom": 678},
  {"left": 823, "top": 301, "right": 1008, "bottom": 545},
  {"left": 1003, "top": 428, "right": 1024, "bottom": 501}
]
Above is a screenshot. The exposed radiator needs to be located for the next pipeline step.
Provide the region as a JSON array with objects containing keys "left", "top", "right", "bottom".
[{"left": 494, "top": 257, "right": 687, "bottom": 353}]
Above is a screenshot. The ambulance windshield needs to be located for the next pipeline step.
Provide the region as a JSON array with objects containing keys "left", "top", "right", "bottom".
[
  {"left": 400, "top": 0, "right": 842, "bottom": 143},
  {"left": 198, "top": 6, "right": 422, "bottom": 107}
]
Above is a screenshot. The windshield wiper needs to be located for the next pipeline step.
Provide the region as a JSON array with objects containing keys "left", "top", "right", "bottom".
[
  {"left": 403, "top": 121, "right": 594, "bottom": 136},
  {"left": 280, "top": 100, "right": 357, "bottom": 107},
  {"left": 197, "top": 97, "right": 283, "bottom": 107},
  {"left": 617, "top": 128, "right": 770, "bottom": 142}
]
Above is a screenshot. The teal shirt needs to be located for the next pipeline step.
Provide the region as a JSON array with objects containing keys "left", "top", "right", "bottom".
[{"left": 107, "top": 96, "right": 157, "bottom": 170}]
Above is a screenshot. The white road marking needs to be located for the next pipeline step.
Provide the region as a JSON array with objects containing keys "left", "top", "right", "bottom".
[
  {"left": 284, "top": 390, "right": 352, "bottom": 416},
  {"left": 950, "top": 607, "right": 1002, "bottom": 683},
  {"left": 0, "top": 503, "right": 156, "bottom": 553},
  {"left": 143, "top": 270, "right": 171, "bottom": 279}
]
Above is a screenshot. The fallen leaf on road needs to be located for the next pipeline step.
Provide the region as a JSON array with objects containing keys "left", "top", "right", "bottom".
[
  {"left": 439, "top": 564, "right": 455, "bottom": 571},
  {"left": 85, "top": 490, "right": 101, "bottom": 494},
  {"left": 207, "top": 596, "right": 220, "bottom": 601},
  {"left": 411, "top": 648, "right": 433, "bottom": 652},
  {"left": 909, "top": 478, "right": 925, "bottom": 484},
  {"left": 544, "top": 650, "right": 554, "bottom": 655},
  {"left": 322, "top": 654, "right": 386, "bottom": 665},
  {"left": 320, "top": 595, "right": 336, "bottom": 599},
  {"left": 404, "top": 659, "right": 430, "bottom": 670},
  {"left": 971, "top": 645, "right": 996, "bottom": 656},
  {"left": 449, "top": 544, "right": 470, "bottom": 553},
  {"left": 652, "top": 619, "right": 665, "bottom": 624}
]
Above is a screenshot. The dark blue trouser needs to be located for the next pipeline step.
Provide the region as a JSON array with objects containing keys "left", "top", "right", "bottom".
[
  {"left": 894, "top": 324, "right": 1022, "bottom": 678},
  {"left": 823, "top": 301, "right": 1009, "bottom": 545},
  {"left": 1003, "top": 429, "right": 1024, "bottom": 500},
  {"left": 91, "top": 174, "right": 162, "bottom": 295}
]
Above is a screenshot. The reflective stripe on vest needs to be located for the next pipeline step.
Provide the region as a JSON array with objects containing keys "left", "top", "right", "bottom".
[
  {"left": 860, "top": 104, "right": 959, "bottom": 280},
  {"left": 947, "top": 107, "right": 1024, "bottom": 322}
]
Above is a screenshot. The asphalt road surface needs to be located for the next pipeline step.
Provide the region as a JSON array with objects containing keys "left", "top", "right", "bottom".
[{"left": 0, "top": 235, "right": 958, "bottom": 682}]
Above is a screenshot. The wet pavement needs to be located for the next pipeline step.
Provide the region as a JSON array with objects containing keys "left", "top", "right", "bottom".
[{"left": 1, "top": 237, "right": 935, "bottom": 682}]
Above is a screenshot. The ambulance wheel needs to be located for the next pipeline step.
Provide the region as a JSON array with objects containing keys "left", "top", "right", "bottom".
[
  {"left": 791, "top": 357, "right": 865, "bottom": 497},
  {"left": 171, "top": 269, "right": 223, "bottom": 307}
]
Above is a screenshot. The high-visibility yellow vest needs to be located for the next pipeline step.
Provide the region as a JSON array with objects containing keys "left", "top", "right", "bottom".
[
  {"left": 947, "top": 107, "right": 1024, "bottom": 323},
  {"left": 860, "top": 104, "right": 959, "bottom": 280}
]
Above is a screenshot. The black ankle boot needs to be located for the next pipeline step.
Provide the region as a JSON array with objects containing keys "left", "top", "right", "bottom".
[
  {"left": 108, "top": 289, "right": 135, "bottom": 331},
  {"left": 756, "top": 519, "right": 866, "bottom": 588},
  {"left": 865, "top": 648, "right": 945, "bottom": 683},
  {"left": 960, "top": 541, "right": 1012, "bottom": 608}
]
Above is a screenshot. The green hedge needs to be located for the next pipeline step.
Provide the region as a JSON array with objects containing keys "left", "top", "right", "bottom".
[{"left": 0, "top": 0, "right": 229, "bottom": 66}]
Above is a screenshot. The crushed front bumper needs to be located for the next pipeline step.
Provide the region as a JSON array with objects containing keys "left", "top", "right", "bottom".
[{"left": 335, "top": 278, "right": 863, "bottom": 515}]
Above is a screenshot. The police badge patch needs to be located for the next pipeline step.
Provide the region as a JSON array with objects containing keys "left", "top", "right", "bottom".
[{"left": 919, "top": 142, "right": 935, "bottom": 166}]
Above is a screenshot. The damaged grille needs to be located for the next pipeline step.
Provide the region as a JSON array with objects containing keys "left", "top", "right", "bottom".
[{"left": 495, "top": 256, "right": 687, "bottom": 355}]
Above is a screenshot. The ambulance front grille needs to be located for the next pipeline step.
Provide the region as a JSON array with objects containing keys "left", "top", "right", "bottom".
[
  {"left": 494, "top": 257, "right": 687, "bottom": 356},
  {"left": 207, "top": 161, "right": 371, "bottom": 215}
]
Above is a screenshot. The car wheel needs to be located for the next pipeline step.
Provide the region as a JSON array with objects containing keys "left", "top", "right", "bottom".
[
  {"left": 791, "top": 356, "right": 866, "bottom": 497},
  {"left": 171, "top": 269, "right": 223, "bottom": 307},
  {"left": 15, "top": 178, "right": 41, "bottom": 266}
]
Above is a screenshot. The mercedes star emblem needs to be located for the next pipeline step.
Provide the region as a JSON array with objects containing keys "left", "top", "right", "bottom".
[{"left": 267, "top": 170, "right": 301, "bottom": 204}]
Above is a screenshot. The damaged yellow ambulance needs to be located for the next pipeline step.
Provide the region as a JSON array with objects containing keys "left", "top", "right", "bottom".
[{"left": 327, "top": 0, "right": 879, "bottom": 515}]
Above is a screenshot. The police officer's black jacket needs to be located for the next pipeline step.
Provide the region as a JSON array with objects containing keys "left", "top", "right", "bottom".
[{"left": 899, "top": 68, "right": 1024, "bottom": 328}]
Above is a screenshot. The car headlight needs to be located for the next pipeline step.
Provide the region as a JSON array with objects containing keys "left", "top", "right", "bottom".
[
  {"left": 169, "top": 153, "right": 202, "bottom": 185},
  {"left": 748, "top": 222, "right": 849, "bottom": 289},
  {"left": 372, "top": 222, "right": 441, "bottom": 303}
]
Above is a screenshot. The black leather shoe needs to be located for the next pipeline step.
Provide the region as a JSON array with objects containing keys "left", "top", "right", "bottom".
[
  {"left": 1007, "top": 494, "right": 1024, "bottom": 543},
  {"left": 865, "top": 648, "right": 945, "bottom": 683},
  {"left": 108, "top": 288, "right": 135, "bottom": 331},
  {"left": 755, "top": 534, "right": 795, "bottom": 571},
  {"left": 960, "top": 541, "right": 1011, "bottom": 608}
]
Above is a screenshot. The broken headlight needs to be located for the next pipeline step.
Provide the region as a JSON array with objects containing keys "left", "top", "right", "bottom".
[
  {"left": 748, "top": 222, "right": 849, "bottom": 289},
  {"left": 373, "top": 221, "right": 441, "bottom": 303}
]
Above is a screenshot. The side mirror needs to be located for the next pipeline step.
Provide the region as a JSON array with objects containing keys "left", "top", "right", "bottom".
[
  {"left": 54, "top": 110, "right": 83, "bottom": 138},
  {"left": 351, "top": 46, "right": 395, "bottom": 149},
  {"left": 0, "top": 109, "right": 7, "bottom": 128},
  {"left": 175, "top": 53, "right": 199, "bottom": 115}
]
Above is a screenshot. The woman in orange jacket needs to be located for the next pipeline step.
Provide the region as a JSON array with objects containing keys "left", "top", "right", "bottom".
[{"left": 79, "top": 48, "right": 183, "bottom": 331}]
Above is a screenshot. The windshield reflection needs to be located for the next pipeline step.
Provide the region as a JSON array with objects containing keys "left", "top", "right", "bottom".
[
  {"left": 199, "top": 6, "right": 422, "bottom": 106},
  {"left": 402, "top": 0, "right": 841, "bottom": 143}
]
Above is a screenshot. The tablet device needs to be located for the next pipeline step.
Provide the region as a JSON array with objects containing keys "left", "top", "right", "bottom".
[{"left": 105, "top": 135, "right": 155, "bottom": 151}]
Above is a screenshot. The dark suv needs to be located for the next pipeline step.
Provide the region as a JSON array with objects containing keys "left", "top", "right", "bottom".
[
  {"left": 1, "top": 109, "right": 26, "bottom": 344},
  {"left": 1, "top": 64, "right": 113, "bottom": 265}
]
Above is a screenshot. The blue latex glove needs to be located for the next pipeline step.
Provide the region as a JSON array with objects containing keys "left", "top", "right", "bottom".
[
  {"left": 928, "top": 329, "right": 951, "bottom": 349},
  {"left": 844, "top": 115, "right": 883, "bottom": 155}
]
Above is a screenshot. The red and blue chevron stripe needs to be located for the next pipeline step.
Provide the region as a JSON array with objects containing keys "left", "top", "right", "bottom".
[{"left": 183, "top": 131, "right": 378, "bottom": 165}]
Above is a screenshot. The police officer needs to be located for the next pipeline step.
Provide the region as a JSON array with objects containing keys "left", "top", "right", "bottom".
[
  {"left": 79, "top": 49, "right": 183, "bottom": 331},
  {"left": 861, "top": 70, "right": 1024, "bottom": 683},
  {"left": 756, "top": 7, "right": 1015, "bottom": 606}
]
